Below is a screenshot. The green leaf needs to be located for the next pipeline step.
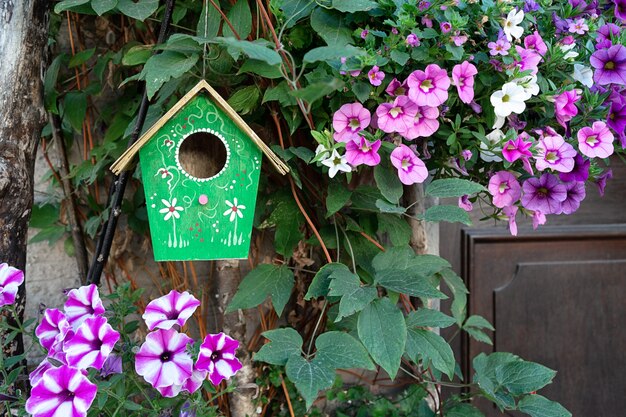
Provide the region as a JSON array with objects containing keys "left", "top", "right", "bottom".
[
  {"left": 405, "top": 329, "right": 455, "bottom": 379},
  {"left": 375, "top": 199, "right": 406, "bottom": 214},
  {"left": 326, "top": 183, "right": 352, "bottom": 217},
  {"left": 390, "top": 50, "right": 410, "bottom": 66},
  {"left": 69, "top": 48, "right": 95, "bottom": 68},
  {"left": 92, "top": 0, "right": 117, "bottom": 15},
  {"left": 332, "top": 0, "right": 378, "bottom": 12},
  {"left": 141, "top": 51, "right": 198, "bottom": 99},
  {"left": 377, "top": 214, "right": 411, "bottom": 246},
  {"left": 465, "top": 327, "right": 493, "bottom": 345},
  {"left": 374, "top": 163, "right": 403, "bottom": 204},
  {"left": 223, "top": 0, "right": 252, "bottom": 39},
  {"left": 422, "top": 205, "right": 472, "bottom": 225},
  {"left": 54, "top": 0, "right": 89, "bottom": 13},
  {"left": 276, "top": 0, "right": 317, "bottom": 28},
  {"left": 464, "top": 315, "right": 495, "bottom": 331},
  {"left": 227, "top": 85, "right": 261, "bottom": 115},
  {"left": 286, "top": 355, "right": 335, "bottom": 409},
  {"left": 238, "top": 60, "right": 283, "bottom": 79},
  {"left": 315, "top": 331, "right": 375, "bottom": 370},
  {"left": 446, "top": 403, "right": 486, "bottom": 417},
  {"left": 357, "top": 298, "right": 406, "bottom": 379},
  {"left": 30, "top": 204, "right": 60, "bottom": 229},
  {"left": 372, "top": 247, "right": 450, "bottom": 276},
  {"left": 254, "top": 328, "right": 303, "bottom": 365},
  {"left": 122, "top": 45, "right": 152, "bottom": 66},
  {"left": 352, "top": 81, "right": 372, "bottom": 102},
  {"left": 305, "top": 263, "right": 346, "bottom": 299},
  {"left": 496, "top": 361, "right": 557, "bottom": 395},
  {"left": 291, "top": 78, "right": 344, "bottom": 105},
  {"left": 310, "top": 8, "right": 353, "bottom": 46},
  {"left": 426, "top": 178, "right": 485, "bottom": 198},
  {"left": 197, "top": 1, "right": 221, "bottom": 38},
  {"left": 44, "top": 54, "right": 65, "bottom": 113},
  {"left": 263, "top": 81, "right": 296, "bottom": 106},
  {"left": 375, "top": 268, "right": 446, "bottom": 299},
  {"left": 268, "top": 196, "right": 304, "bottom": 258},
  {"left": 116, "top": 0, "right": 158, "bottom": 21},
  {"left": 407, "top": 309, "right": 456, "bottom": 329},
  {"left": 216, "top": 38, "right": 282, "bottom": 66},
  {"left": 303, "top": 45, "right": 365, "bottom": 63},
  {"left": 226, "top": 264, "right": 294, "bottom": 316},
  {"left": 29, "top": 226, "right": 66, "bottom": 245},
  {"left": 440, "top": 268, "right": 468, "bottom": 325},
  {"left": 517, "top": 395, "right": 572, "bottom": 417},
  {"left": 63, "top": 91, "right": 87, "bottom": 132},
  {"left": 328, "top": 268, "right": 377, "bottom": 321}
]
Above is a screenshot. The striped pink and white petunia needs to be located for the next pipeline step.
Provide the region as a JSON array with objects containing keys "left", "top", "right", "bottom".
[
  {"left": 64, "top": 316, "right": 120, "bottom": 370},
  {"left": 142, "top": 290, "right": 200, "bottom": 331},
  {"left": 196, "top": 332, "right": 242, "bottom": 386},
  {"left": 64, "top": 284, "right": 105, "bottom": 329},
  {"left": 0, "top": 263, "right": 24, "bottom": 307},
  {"left": 25, "top": 365, "right": 97, "bottom": 417},
  {"left": 35, "top": 308, "right": 73, "bottom": 351},
  {"left": 155, "top": 367, "right": 207, "bottom": 398},
  {"left": 135, "top": 328, "right": 193, "bottom": 388}
]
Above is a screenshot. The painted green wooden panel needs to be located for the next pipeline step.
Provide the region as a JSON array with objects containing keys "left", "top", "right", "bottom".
[{"left": 139, "top": 93, "right": 262, "bottom": 261}]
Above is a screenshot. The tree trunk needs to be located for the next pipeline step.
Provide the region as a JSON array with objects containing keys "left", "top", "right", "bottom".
[{"left": 0, "top": 0, "right": 49, "bottom": 370}]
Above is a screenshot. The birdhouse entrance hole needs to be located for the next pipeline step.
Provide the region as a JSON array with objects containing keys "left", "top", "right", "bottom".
[{"left": 177, "top": 131, "right": 228, "bottom": 179}]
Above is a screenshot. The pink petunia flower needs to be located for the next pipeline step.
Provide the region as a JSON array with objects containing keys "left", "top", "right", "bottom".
[
  {"left": 25, "top": 365, "right": 98, "bottom": 417},
  {"left": 332, "top": 103, "right": 371, "bottom": 143},
  {"left": 502, "top": 134, "right": 533, "bottom": 163},
  {"left": 390, "top": 145, "right": 428, "bottom": 185},
  {"left": 577, "top": 121, "right": 615, "bottom": 158},
  {"left": 452, "top": 33, "right": 468, "bottom": 46},
  {"left": 367, "top": 66, "right": 385, "bottom": 86},
  {"left": 35, "top": 308, "right": 72, "bottom": 351},
  {"left": 196, "top": 332, "right": 243, "bottom": 387},
  {"left": 522, "top": 173, "right": 567, "bottom": 214},
  {"left": 345, "top": 137, "right": 381, "bottom": 167},
  {"left": 183, "top": 367, "right": 209, "bottom": 394},
  {"left": 488, "top": 171, "right": 522, "bottom": 208},
  {"left": 568, "top": 18, "right": 588, "bottom": 35},
  {"left": 554, "top": 90, "right": 580, "bottom": 128},
  {"left": 533, "top": 210, "right": 547, "bottom": 229},
  {"left": 488, "top": 38, "right": 511, "bottom": 56},
  {"left": 0, "top": 263, "right": 24, "bottom": 307},
  {"left": 440, "top": 22, "right": 452, "bottom": 33},
  {"left": 142, "top": 290, "right": 201, "bottom": 331},
  {"left": 385, "top": 78, "right": 408, "bottom": 96},
  {"left": 403, "top": 105, "right": 440, "bottom": 139},
  {"left": 64, "top": 316, "right": 120, "bottom": 370},
  {"left": 452, "top": 61, "right": 478, "bottom": 104},
  {"left": 407, "top": 64, "right": 451, "bottom": 107},
  {"left": 458, "top": 195, "right": 473, "bottom": 212},
  {"left": 64, "top": 284, "right": 105, "bottom": 329},
  {"left": 515, "top": 46, "right": 542, "bottom": 74},
  {"left": 376, "top": 96, "right": 418, "bottom": 134},
  {"left": 503, "top": 205, "right": 519, "bottom": 236},
  {"left": 523, "top": 31, "right": 548, "bottom": 55},
  {"left": 535, "top": 134, "right": 577, "bottom": 173},
  {"left": 135, "top": 328, "right": 193, "bottom": 388},
  {"left": 406, "top": 33, "right": 420, "bottom": 47}
]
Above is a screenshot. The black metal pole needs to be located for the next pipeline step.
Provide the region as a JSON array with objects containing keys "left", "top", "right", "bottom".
[{"left": 86, "top": 0, "right": 177, "bottom": 285}]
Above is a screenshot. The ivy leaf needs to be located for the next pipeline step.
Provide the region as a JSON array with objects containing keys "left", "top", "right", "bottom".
[
  {"left": 495, "top": 361, "right": 557, "bottom": 395},
  {"left": 216, "top": 38, "right": 282, "bottom": 66},
  {"left": 326, "top": 183, "right": 352, "bottom": 217},
  {"left": 310, "top": 8, "right": 353, "bottom": 46},
  {"left": 63, "top": 91, "right": 87, "bottom": 132},
  {"left": 117, "top": 0, "right": 158, "bottom": 21},
  {"left": 92, "top": 0, "right": 117, "bottom": 15},
  {"left": 422, "top": 205, "right": 472, "bottom": 225},
  {"left": 405, "top": 329, "right": 455, "bottom": 379},
  {"left": 517, "top": 395, "right": 572, "bottom": 417},
  {"left": 328, "top": 269, "right": 377, "bottom": 321},
  {"left": 406, "top": 309, "right": 456, "bottom": 329},
  {"left": 315, "top": 331, "right": 375, "bottom": 370},
  {"left": 332, "top": 0, "right": 378, "bottom": 12},
  {"left": 140, "top": 51, "right": 198, "bottom": 99},
  {"left": 226, "top": 264, "right": 294, "bottom": 316},
  {"left": 377, "top": 214, "right": 411, "bottom": 246},
  {"left": 254, "top": 328, "right": 303, "bottom": 366},
  {"left": 223, "top": 0, "right": 252, "bottom": 39},
  {"left": 357, "top": 298, "right": 407, "bottom": 379},
  {"left": 426, "top": 178, "right": 485, "bottom": 198},
  {"left": 122, "top": 45, "right": 152, "bottom": 66},
  {"left": 473, "top": 352, "right": 521, "bottom": 401},
  {"left": 305, "top": 263, "right": 347, "bottom": 299},
  {"left": 374, "top": 163, "right": 403, "bottom": 204},
  {"left": 286, "top": 355, "right": 335, "bottom": 410},
  {"left": 303, "top": 45, "right": 365, "bottom": 63}
]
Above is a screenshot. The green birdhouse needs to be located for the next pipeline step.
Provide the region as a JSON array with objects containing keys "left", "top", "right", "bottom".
[{"left": 111, "top": 80, "right": 288, "bottom": 261}]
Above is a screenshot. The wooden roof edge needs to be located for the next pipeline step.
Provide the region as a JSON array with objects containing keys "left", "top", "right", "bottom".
[{"left": 110, "top": 79, "right": 289, "bottom": 176}]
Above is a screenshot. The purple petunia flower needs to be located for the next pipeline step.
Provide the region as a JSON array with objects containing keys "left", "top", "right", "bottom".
[
  {"left": 596, "top": 23, "right": 620, "bottom": 45},
  {"left": 183, "top": 367, "right": 208, "bottom": 394},
  {"left": 333, "top": 103, "right": 371, "bottom": 143},
  {"left": 100, "top": 353, "right": 123, "bottom": 378},
  {"left": 577, "top": 121, "right": 615, "bottom": 158},
  {"left": 568, "top": 18, "right": 588, "bottom": 35},
  {"left": 64, "top": 316, "right": 120, "bottom": 370},
  {"left": 590, "top": 45, "right": 626, "bottom": 86},
  {"left": 521, "top": 173, "right": 567, "bottom": 214},
  {"left": 35, "top": 308, "right": 72, "bottom": 351},
  {"left": 607, "top": 93, "right": 626, "bottom": 140},
  {"left": 196, "top": 332, "right": 243, "bottom": 387},
  {"left": 135, "top": 328, "right": 193, "bottom": 389},
  {"left": 360, "top": 29, "right": 369, "bottom": 39},
  {"left": 523, "top": 0, "right": 540, "bottom": 12},
  {"left": 523, "top": 31, "right": 547, "bottom": 56},
  {"left": 554, "top": 89, "right": 581, "bottom": 128},
  {"left": 142, "top": 290, "right": 200, "bottom": 331},
  {"left": 612, "top": 0, "right": 626, "bottom": 21},
  {"left": 407, "top": 64, "right": 450, "bottom": 107},
  {"left": 503, "top": 205, "right": 519, "bottom": 236},
  {"left": 390, "top": 145, "right": 428, "bottom": 185},
  {"left": 458, "top": 195, "right": 473, "bottom": 212},
  {"left": 64, "top": 284, "right": 105, "bottom": 329},
  {"left": 535, "top": 134, "right": 577, "bottom": 173},
  {"left": 533, "top": 210, "right": 547, "bottom": 229},
  {"left": 595, "top": 169, "right": 613, "bottom": 196},
  {"left": 0, "top": 263, "right": 24, "bottom": 307},
  {"left": 515, "top": 46, "right": 542, "bottom": 75},
  {"left": 25, "top": 365, "right": 98, "bottom": 417},
  {"left": 345, "top": 137, "right": 381, "bottom": 167},
  {"left": 488, "top": 171, "right": 522, "bottom": 208},
  {"left": 367, "top": 66, "right": 385, "bottom": 86},
  {"left": 559, "top": 154, "right": 590, "bottom": 182},
  {"left": 557, "top": 181, "right": 586, "bottom": 215}
]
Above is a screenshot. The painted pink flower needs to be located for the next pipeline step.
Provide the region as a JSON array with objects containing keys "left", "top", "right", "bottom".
[
  {"left": 345, "top": 137, "right": 381, "bottom": 167},
  {"left": 523, "top": 31, "right": 547, "bottom": 55},
  {"left": 521, "top": 173, "right": 567, "bottom": 214},
  {"left": 367, "top": 66, "right": 385, "bottom": 86},
  {"left": 196, "top": 332, "right": 243, "bottom": 387},
  {"left": 64, "top": 316, "right": 120, "bottom": 370},
  {"left": 64, "top": 284, "right": 105, "bottom": 329},
  {"left": 0, "top": 263, "right": 24, "bottom": 307},
  {"left": 403, "top": 105, "right": 440, "bottom": 139},
  {"left": 385, "top": 78, "right": 407, "bottom": 96},
  {"left": 488, "top": 38, "right": 511, "bottom": 56},
  {"left": 142, "top": 290, "right": 200, "bottom": 331},
  {"left": 376, "top": 96, "right": 418, "bottom": 134},
  {"left": 503, "top": 205, "right": 518, "bottom": 236},
  {"left": 407, "top": 64, "right": 451, "bottom": 107},
  {"left": 332, "top": 103, "right": 371, "bottom": 143},
  {"left": 488, "top": 171, "right": 522, "bottom": 208},
  {"left": 554, "top": 90, "right": 581, "bottom": 128},
  {"left": 452, "top": 61, "right": 477, "bottom": 104},
  {"left": 535, "top": 135, "right": 577, "bottom": 173},
  {"left": 25, "top": 365, "right": 98, "bottom": 417},
  {"left": 35, "top": 308, "right": 72, "bottom": 351},
  {"left": 515, "top": 46, "right": 542, "bottom": 74},
  {"left": 557, "top": 181, "right": 586, "bottom": 215},
  {"left": 135, "top": 328, "right": 193, "bottom": 388},
  {"left": 502, "top": 134, "right": 532, "bottom": 163},
  {"left": 577, "top": 121, "right": 615, "bottom": 158},
  {"left": 390, "top": 145, "right": 428, "bottom": 185}
]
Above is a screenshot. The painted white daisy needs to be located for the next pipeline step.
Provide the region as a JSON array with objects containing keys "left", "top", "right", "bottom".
[
  {"left": 159, "top": 198, "right": 183, "bottom": 221},
  {"left": 223, "top": 198, "right": 246, "bottom": 222},
  {"left": 502, "top": 9, "right": 524, "bottom": 41}
]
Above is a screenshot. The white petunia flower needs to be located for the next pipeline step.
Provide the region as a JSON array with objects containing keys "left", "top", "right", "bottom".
[
  {"left": 321, "top": 149, "right": 351, "bottom": 178},
  {"left": 572, "top": 64, "right": 593, "bottom": 88},
  {"left": 480, "top": 129, "right": 505, "bottom": 162},
  {"left": 493, "top": 115, "right": 506, "bottom": 129},
  {"left": 159, "top": 198, "right": 184, "bottom": 221},
  {"left": 490, "top": 82, "right": 528, "bottom": 117},
  {"left": 513, "top": 75, "right": 540, "bottom": 100},
  {"left": 503, "top": 9, "right": 524, "bottom": 41},
  {"left": 314, "top": 144, "right": 331, "bottom": 162},
  {"left": 560, "top": 43, "right": 578, "bottom": 60},
  {"left": 223, "top": 198, "right": 246, "bottom": 222}
]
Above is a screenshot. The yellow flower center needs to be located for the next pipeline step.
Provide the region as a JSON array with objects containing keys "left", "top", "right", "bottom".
[
  {"left": 586, "top": 135, "right": 598, "bottom": 145},
  {"left": 389, "top": 106, "right": 403, "bottom": 118},
  {"left": 420, "top": 79, "right": 433, "bottom": 92},
  {"left": 605, "top": 61, "right": 615, "bottom": 70}
]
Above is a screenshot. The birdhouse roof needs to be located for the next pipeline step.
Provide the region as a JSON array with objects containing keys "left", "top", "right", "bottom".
[{"left": 110, "top": 80, "right": 289, "bottom": 176}]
